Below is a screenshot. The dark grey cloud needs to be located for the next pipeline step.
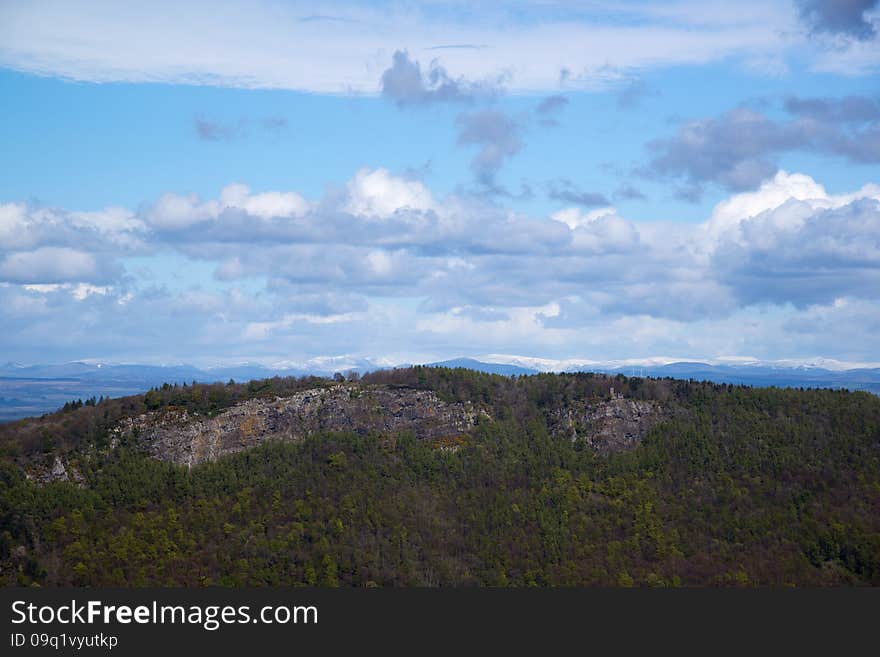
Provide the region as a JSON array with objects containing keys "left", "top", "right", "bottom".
[
  {"left": 455, "top": 110, "right": 523, "bottom": 185},
  {"left": 616, "top": 79, "right": 656, "bottom": 109},
  {"left": 380, "top": 50, "right": 495, "bottom": 106},
  {"left": 194, "top": 116, "right": 240, "bottom": 141},
  {"left": 673, "top": 184, "right": 705, "bottom": 203},
  {"left": 785, "top": 94, "right": 880, "bottom": 122},
  {"left": 646, "top": 108, "right": 802, "bottom": 195},
  {"left": 535, "top": 95, "right": 569, "bottom": 127},
  {"left": 260, "top": 116, "right": 288, "bottom": 134},
  {"left": 645, "top": 98, "right": 880, "bottom": 198},
  {"left": 822, "top": 122, "right": 880, "bottom": 162},
  {"left": 546, "top": 179, "right": 610, "bottom": 207},
  {"left": 614, "top": 184, "right": 647, "bottom": 202},
  {"left": 536, "top": 95, "right": 569, "bottom": 115},
  {"left": 194, "top": 115, "right": 287, "bottom": 141},
  {"left": 795, "top": 0, "right": 879, "bottom": 40},
  {"left": 380, "top": 51, "right": 516, "bottom": 189},
  {"left": 783, "top": 97, "right": 880, "bottom": 165},
  {"left": 457, "top": 180, "right": 535, "bottom": 201}
]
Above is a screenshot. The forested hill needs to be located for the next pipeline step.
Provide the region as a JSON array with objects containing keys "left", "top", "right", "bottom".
[{"left": 1, "top": 367, "right": 879, "bottom": 586}]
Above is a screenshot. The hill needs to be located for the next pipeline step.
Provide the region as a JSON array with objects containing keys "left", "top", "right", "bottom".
[
  {"left": 3, "top": 356, "right": 878, "bottom": 423},
  {"left": 1, "top": 367, "right": 878, "bottom": 586}
]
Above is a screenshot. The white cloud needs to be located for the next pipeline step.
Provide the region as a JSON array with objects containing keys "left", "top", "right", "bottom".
[
  {"left": 22, "top": 284, "right": 63, "bottom": 294},
  {"left": 215, "top": 257, "right": 246, "bottom": 281},
  {"left": 70, "top": 283, "right": 111, "bottom": 300},
  {"left": 0, "top": 203, "right": 147, "bottom": 255},
  {"left": 707, "top": 171, "right": 828, "bottom": 233},
  {"left": 551, "top": 206, "right": 639, "bottom": 252},
  {"left": 70, "top": 207, "right": 144, "bottom": 234},
  {"left": 22, "top": 282, "right": 111, "bottom": 300},
  {"left": 146, "top": 192, "right": 220, "bottom": 230},
  {"left": 366, "top": 250, "right": 394, "bottom": 276},
  {"left": 416, "top": 302, "right": 567, "bottom": 346},
  {"left": 0, "top": 203, "right": 30, "bottom": 248},
  {"left": 706, "top": 170, "right": 880, "bottom": 239},
  {"left": 219, "top": 183, "right": 310, "bottom": 219},
  {"left": 344, "top": 168, "right": 435, "bottom": 218},
  {"left": 0, "top": 0, "right": 807, "bottom": 93},
  {"left": 551, "top": 206, "right": 617, "bottom": 230},
  {"left": 809, "top": 33, "right": 880, "bottom": 76},
  {"left": 146, "top": 184, "right": 311, "bottom": 230},
  {"left": 242, "top": 311, "right": 361, "bottom": 341}
]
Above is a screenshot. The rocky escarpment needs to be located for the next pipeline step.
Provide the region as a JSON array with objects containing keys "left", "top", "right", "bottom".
[
  {"left": 548, "top": 389, "right": 662, "bottom": 454},
  {"left": 112, "top": 384, "right": 664, "bottom": 467},
  {"left": 114, "top": 385, "right": 486, "bottom": 467}
]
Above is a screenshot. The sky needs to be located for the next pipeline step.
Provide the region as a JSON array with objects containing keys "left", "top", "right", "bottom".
[{"left": 1, "top": 0, "right": 879, "bottom": 368}]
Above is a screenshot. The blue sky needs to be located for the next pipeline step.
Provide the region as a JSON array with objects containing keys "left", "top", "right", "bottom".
[{"left": 1, "top": 0, "right": 879, "bottom": 368}]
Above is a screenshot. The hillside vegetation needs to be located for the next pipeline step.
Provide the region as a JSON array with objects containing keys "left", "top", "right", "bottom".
[{"left": 1, "top": 367, "right": 878, "bottom": 586}]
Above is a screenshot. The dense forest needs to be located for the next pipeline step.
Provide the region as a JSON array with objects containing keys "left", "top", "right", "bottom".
[{"left": 1, "top": 367, "right": 878, "bottom": 586}]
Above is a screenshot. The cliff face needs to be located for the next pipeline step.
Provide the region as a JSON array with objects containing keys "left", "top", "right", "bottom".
[
  {"left": 548, "top": 392, "right": 661, "bottom": 454},
  {"left": 114, "top": 385, "right": 486, "bottom": 467},
  {"left": 111, "top": 384, "right": 664, "bottom": 467}
]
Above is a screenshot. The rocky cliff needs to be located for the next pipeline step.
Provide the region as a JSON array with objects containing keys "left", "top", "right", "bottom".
[
  {"left": 547, "top": 390, "right": 661, "bottom": 454},
  {"left": 114, "top": 384, "right": 486, "bottom": 467},
  {"left": 112, "top": 383, "right": 663, "bottom": 467}
]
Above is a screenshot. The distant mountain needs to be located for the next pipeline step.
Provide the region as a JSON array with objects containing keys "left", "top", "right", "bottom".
[
  {"left": 470, "top": 356, "right": 880, "bottom": 395},
  {"left": 575, "top": 362, "right": 880, "bottom": 394},
  {"left": 0, "top": 359, "right": 398, "bottom": 384},
  {"left": 426, "top": 358, "right": 539, "bottom": 376}
]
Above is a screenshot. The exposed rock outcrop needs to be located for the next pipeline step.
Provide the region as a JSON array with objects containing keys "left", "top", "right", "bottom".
[
  {"left": 108, "top": 383, "right": 662, "bottom": 468},
  {"left": 548, "top": 390, "right": 661, "bottom": 454},
  {"left": 26, "top": 455, "right": 86, "bottom": 486},
  {"left": 114, "top": 385, "right": 486, "bottom": 467}
]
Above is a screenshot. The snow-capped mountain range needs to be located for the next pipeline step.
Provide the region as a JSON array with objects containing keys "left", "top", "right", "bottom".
[{"left": 1, "top": 355, "right": 878, "bottom": 422}]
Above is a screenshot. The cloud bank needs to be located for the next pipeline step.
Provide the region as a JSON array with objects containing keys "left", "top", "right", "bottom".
[{"left": 2, "top": 166, "right": 878, "bottom": 364}]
